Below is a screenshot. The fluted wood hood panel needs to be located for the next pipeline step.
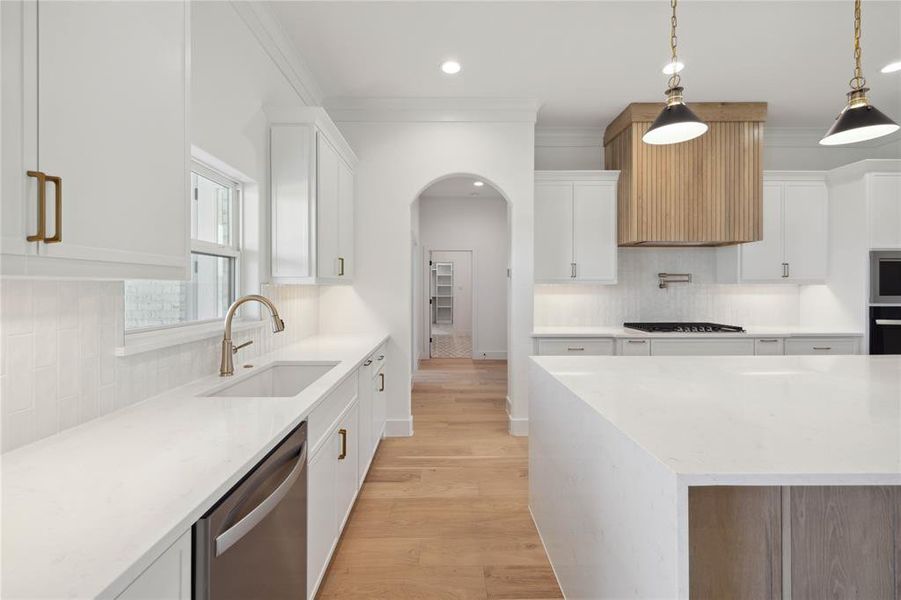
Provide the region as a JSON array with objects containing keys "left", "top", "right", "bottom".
[{"left": 604, "top": 102, "right": 767, "bottom": 246}]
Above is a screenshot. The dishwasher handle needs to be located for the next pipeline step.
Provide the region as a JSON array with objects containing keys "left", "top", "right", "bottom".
[{"left": 215, "top": 440, "right": 307, "bottom": 557}]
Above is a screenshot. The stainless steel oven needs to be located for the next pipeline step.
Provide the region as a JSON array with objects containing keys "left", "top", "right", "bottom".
[
  {"left": 194, "top": 421, "right": 307, "bottom": 599},
  {"left": 870, "top": 251, "right": 901, "bottom": 304}
]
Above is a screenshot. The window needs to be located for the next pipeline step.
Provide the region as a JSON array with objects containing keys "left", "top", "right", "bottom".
[{"left": 125, "top": 161, "right": 242, "bottom": 331}]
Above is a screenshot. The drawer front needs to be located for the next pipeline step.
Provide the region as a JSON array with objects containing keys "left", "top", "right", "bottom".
[
  {"left": 784, "top": 337, "right": 859, "bottom": 355},
  {"left": 650, "top": 338, "right": 755, "bottom": 356},
  {"left": 537, "top": 338, "right": 615, "bottom": 356},
  {"left": 754, "top": 338, "right": 785, "bottom": 355},
  {"left": 617, "top": 338, "right": 651, "bottom": 356},
  {"left": 309, "top": 374, "right": 359, "bottom": 453}
]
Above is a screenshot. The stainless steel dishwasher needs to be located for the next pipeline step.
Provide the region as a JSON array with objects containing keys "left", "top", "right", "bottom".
[{"left": 194, "top": 421, "right": 307, "bottom": 599}]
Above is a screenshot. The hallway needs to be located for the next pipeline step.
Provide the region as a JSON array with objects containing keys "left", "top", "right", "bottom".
[{"left": 316, "top": 359, "right": 562, "bottom": 599}]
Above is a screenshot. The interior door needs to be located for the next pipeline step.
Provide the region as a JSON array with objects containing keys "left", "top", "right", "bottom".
[
  {"left": 316, "top": 133, "right": 340, "bottom": 279},
  {"left": 534, "top": 183, "right": 574, "bottom": 281},
  {"left": 573, "top": 182, "right": 616, "bottom": 281},
  {"left": 36, "top": 0, "right": 188, "bottom": 275},
  {"left": 783, "top": 182, "right": 827, "bottom": 281},
  {"left": 740, "top": 182, "right": 785, "bottom": 281}
]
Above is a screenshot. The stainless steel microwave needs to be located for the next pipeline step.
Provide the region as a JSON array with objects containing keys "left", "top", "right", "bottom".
[{"left": 871, "top": 251, "right": 901, "bottom": 303}]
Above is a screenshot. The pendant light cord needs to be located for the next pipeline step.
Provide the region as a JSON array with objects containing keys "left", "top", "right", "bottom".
[
  {"left": 850, "top": 0, "right": 866, "bottom": 91},
  {"left": 668, "top": 0, "right": 681, "bottom": 90}
]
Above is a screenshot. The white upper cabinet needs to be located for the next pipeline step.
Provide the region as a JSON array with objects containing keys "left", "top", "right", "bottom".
[
  {"left": 269, "top": 107, "right": 357, "bottom": 284},
  {"left": 1, "top": 0, "right": 189, "bottom": 279},
  {"left": 534, "top": 171, "right": 619, "bottom": 284},
  {"left": 717, "top": 173, "right": 828, "bottom": 284},
  {"left": 868, "top": 173, "right": 901, "bottom": 249}
]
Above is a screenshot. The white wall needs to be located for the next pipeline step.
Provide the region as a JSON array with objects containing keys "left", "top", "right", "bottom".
[
  {"left": 319, "top": 120, "right": 535, "bottom": 436},
  {"left": 419, "top": 196, "right": 508, "bottom": 359},
  {"left": 534, "top": 248, "right": 801, "bottom": 328}
]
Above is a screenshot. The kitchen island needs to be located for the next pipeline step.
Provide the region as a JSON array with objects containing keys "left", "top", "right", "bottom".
[{"left": 529, "top": 354, "right": 901, "bottom": 599}]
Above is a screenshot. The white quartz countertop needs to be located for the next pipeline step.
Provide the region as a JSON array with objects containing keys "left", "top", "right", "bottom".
[
  {"left": 531, "top": 325, "right": 865, "bottom": 338},
  {"left": 531, "top": 355, "right": 901, "bottom": 485},
  {"left": 1, "top": 332, "right": 388, "bottom": 599}
]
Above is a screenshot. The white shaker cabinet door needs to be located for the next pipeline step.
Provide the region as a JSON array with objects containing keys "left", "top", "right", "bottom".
[
  {"left": 270, "top": 124, "right": 314, "bottom": 279},
  {"left": 307, "top": 444, "right": 337, "bottom": 600},
  {"left": 740, "top": 183, "right": 784, "bottom": 281},
  {"left": 35, "top": 0, "right": 189, "bottom": 278},
  {"left": 117, "top": 531, "right": 191, "bottom": 599},
  {"left": 783, "top": 182, "right": 828, "bottom": 282},
  {"left": 334, "top": 401, "right": 360, "bottom": 532},
  {"left": 337, "top": 158, "right": 355, "bottom": 280},
  {"left": 572, "top": 182, "right": 617, "bottom": 283},
  {"left": 316, "top": 133, "right": 341, "bottom": 281},
  {"left": 534, "top": 183, "right": 574, "bottom": 282},
  {"left": 868, "top": 174, "right": 901, "bottom": 249}
]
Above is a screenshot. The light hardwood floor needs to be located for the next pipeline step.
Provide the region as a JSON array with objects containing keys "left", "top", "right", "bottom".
[{"left": 317, "top": 359, "right": 562, "bottom": 600}]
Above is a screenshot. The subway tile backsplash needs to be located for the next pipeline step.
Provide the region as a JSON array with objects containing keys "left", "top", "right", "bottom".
[
  {"left": 0, "top": 280, "right": 319, "bottom": 453},
  {"left": 534, "top": 248, "right": 801, "bottom": 327}
]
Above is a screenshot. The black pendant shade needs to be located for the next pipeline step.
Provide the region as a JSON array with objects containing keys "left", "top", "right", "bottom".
[
  {"left": 820, "top": 102, "right": 900, "bottom": 146},
  {"left": 642, "top": 101, "right": 709, "bottom": 145}
]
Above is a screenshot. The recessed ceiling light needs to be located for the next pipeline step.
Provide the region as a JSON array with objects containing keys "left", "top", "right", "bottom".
[
  {"left": 662, "top": 61, "right": 685, "bottom": 75},
  {"left": 441, "top": 60, "right": 461, "bottom": 75},
  {"left": 473, "top": 180, "right": 484, "bottom": 187},
  {"left": 881, "top": 60, "right": 901, "bottom": 73}
]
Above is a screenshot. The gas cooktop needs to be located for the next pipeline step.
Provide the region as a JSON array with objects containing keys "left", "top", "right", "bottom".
[{"left": 624, "top": 322, "right": 745, "bottom": 333}]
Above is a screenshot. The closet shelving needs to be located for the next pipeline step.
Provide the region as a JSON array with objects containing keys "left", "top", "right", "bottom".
[{"left": 431, "top": 261, "right": 454, "bottom": 325}]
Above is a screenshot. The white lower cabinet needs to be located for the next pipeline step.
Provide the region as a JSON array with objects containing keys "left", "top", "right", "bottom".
[
  {"left": 650, "top": 338, "right": 755, "bottom": 356},
  {"left": 754, "top": 338, "right": 785, "bottom": 355},
  {"left": 306, "top": 445, "right": 337, "bottom": 599},
  {"left": 617, "top": 339, "right": 651, "bottom": 356},
  {"left": 784, "top": 337, "right": 860, "bottom": 355},
  {"left": 335, "top": 401, "right": 360, "bottom": 531},
  {"left": 307, "top": 347, "right": 388, "bottom": 599},
  {"left": 536, "top": 338, "right": 615, "bottom": 356},
  {"left": 536, "top": 336, "right": 861, "bottom": 357},
  {"left": 117, "top": 531, "right": 191, "bottom": 599}
]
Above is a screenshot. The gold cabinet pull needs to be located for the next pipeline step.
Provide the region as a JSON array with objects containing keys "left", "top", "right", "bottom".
[
  {"left": 44, "top": 175, "right": 62, "bottom": 243},
  {"left": 26, "top": 171, "right": 46, "bottom": 242},
  {"left": 338, "top": 428, "right": 347, "bottom": 460},
  {"left": 338, "top": 257, "right": 345, "bottom": 276},
  {"left": 378, "top": 372, "right": 385, "bottom": 392}
]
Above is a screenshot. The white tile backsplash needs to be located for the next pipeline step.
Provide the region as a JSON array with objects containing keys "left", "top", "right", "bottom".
[
  {"left": 0, "top": 279, "right": 320, "bottom": 453},
  {"left": 534, "top": 248, "right": 801, "bottom": 327}
]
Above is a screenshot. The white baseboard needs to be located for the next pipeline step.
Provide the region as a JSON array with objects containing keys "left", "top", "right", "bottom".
[
  {"left": 385, "top": 416, "right": 413, "bottom": 437},
  {"left": 507, "top": 413, "right": 528, "bottom": 437},
  {"left": 474, "top": 350, "right": 507, "bottom": 360}
]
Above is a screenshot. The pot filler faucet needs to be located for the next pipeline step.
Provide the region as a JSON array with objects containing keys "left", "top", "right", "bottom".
[{"left": 220, "top": 294, "right": 285, "bottom": 376}]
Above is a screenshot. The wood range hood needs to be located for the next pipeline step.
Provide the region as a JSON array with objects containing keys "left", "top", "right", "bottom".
[{"left": 604, "top": 102, "right": 767, "bottom": 247}]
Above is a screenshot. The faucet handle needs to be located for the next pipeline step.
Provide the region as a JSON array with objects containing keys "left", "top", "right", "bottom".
[{"left": 232, "top": 340, "right": 253, "bottom": 354}]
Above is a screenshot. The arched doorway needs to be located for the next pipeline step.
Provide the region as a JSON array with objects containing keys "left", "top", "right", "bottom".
[{"left": 410, "top": 174, "right": 510, "bottom": 368}]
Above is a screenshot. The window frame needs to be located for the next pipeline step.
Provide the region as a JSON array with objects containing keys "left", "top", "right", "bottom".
[{"left": 123, "top": 159, "right": 244, "bottom": 334}]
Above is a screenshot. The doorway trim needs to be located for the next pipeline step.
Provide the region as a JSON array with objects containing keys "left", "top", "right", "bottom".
[{"left": 423, "top": 248, "right": 478, "bottom": 359}]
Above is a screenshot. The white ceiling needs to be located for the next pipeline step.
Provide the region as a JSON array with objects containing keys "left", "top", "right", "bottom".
[
  {"left": 419, "top": 176, "right": 505, "bottom": 199},
  {"left": 268, "top": 1, "right": 901, "bottom": 129}
]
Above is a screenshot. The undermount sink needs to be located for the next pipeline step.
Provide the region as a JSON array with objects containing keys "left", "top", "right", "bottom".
[{"left": 201, "top": 362, "right": 338, "bottom": 398}]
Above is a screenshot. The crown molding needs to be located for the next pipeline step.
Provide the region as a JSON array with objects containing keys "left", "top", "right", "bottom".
[
  {"left": 324, "top": 97, "right": 541, "bottom": 124},
  {"left": 535, "top": 127, "right": 604, "bottom": 148},
  {"left": 826, "top": 159, "right": 901, "bottom": 185},
  {"left": 765, "top": 126, "right": 900, "bottom": 149},
  {"left": 230, "top": 1, "right": 323, "bottom": 106},
  {"left": 534, "top": 170, "right": 619, "bottom": 183}
]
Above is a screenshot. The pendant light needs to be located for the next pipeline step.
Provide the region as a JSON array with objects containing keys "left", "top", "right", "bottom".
[
  {"left": 820, "top": 0, "right": 899, "bottom": 145},
  {"left": 642, "top": 0, "right": 708, "bottom": 145}
]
